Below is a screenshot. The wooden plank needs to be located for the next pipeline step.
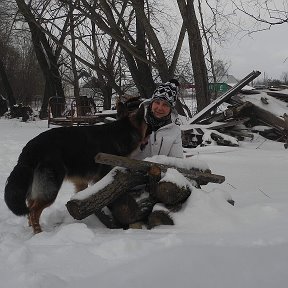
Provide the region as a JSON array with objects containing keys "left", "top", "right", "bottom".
[
  {"left": 267, "top": 91, "right": 288, "bottom": 103},
  {"left": 189, "top": 70, "right": 261, "bottom": 124},
  {"left": 251, "top": 103, "right": 286, "bottom": 130}
]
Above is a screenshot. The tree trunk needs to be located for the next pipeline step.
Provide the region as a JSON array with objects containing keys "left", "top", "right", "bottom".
[
  {"left": 69, "top": 1, "right": 80, "bottom": 106},
  {"left": 168, "top": 23, "right": 186, "bottom": 78},
  {"left": 131, "top": 0, "right": 169, "bottom": 81},
  {"left": 102, "top": 85, "right": 113, "bottom": 110},
  {"left": 39, "top": 80, "right": 56, "bottom": 119},
  {"left": 90, "top": 21, "right": 122, "bottom": 107},
  {"left": 177, "top": 0, "right": 210, "bottom": 112},
  {"left": 134, "top": 0, "right": 156, "bottom": 97},
  {"left": 0, "top": 58, "right": 16, "bottom": 107}
]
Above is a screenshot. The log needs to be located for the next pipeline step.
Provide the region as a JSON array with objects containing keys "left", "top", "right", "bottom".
[
  {"left": 154, "top": 181, "right": 192, "bottom": 205},
  {"left": 95, "top": 153, "right": 225, "bottom": 185},
  {"left": 109, "top": 194, "right": 140, "bottom": 225},
  {"left": 228, "top": 130, "right": 254, "bottom": 140},
  {"left": 94, "top": 210, "right": 122, "bottom": 229},
  {"left": 95, "top": 196, "right": 157, "bottom": 229},
  {"left": 147, "top": 165, "right": 162, "bottom": 197},
  {"left": 210, "top": 132, "right": 239, "bottom": 147},
  {"left": 66, "top": 169, "right": 147, "bottom": 220}
]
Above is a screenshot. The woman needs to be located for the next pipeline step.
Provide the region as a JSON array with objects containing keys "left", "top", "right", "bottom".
[
  {"left": 136, "top": 79, "right": 183, "bottom": 159},
  {"left": 99, "top": 80, "right": 184, "bottom": 229}
]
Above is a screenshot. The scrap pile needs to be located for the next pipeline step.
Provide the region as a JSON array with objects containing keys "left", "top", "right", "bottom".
[{"left": 181, "top": 72, "right": 288, "bottom": 149}]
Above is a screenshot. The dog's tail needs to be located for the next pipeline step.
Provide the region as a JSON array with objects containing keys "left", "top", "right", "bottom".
[{"left": 4, "top": 163, "right": 33, "bottom": 215}]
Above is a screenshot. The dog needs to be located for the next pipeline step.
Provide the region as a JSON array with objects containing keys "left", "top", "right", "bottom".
[{"left": 4, "top": 105, "right": 149, "bottom": 233}]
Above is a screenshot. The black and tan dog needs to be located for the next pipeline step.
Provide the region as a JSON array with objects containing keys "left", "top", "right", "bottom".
[{"left": 4, "top": 106, "right": 148, "bottom": 233}]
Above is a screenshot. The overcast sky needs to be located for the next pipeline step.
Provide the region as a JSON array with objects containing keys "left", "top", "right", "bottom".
[
  {"left": 208, "top": 0, "right": 288, "bottom": 82},
  {"left": 217, "top": 23, "right": 288, "bottom": 81},
  {"left": 165, "top": 0, "right": 288, "bottom": 82}
]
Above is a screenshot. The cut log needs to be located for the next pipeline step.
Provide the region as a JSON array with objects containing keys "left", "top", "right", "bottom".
[
  {"left": 147, "top": 165, "right": 162, "bottom": 197},
  {"left": 109, "top": 194, "right": 139, "bottom": 225},
  {"left": 94, "top": 210, "right": 122, "bottom": 229},
  {"left": 95, "top": 153, "right": 225, "bottom": 185},
  {"left": 154, "top": 181, "right": 192, "bottom": 205},
  {"left": 209, "top": 132, "right": 239, "bottom": 147},
  {"left": 66, "top": 169, "right": 147, "bottom": 220}
]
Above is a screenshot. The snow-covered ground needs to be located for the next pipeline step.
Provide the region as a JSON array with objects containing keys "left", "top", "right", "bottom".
[{"left": 1, "top": 118, "right": 288, "bottom": 288}]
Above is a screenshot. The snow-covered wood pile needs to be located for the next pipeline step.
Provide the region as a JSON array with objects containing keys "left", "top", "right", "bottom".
[{"left": 181, "top": 88, "right": 288, "bottom": 149}]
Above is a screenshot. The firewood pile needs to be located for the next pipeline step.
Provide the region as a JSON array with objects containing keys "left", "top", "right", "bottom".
[
  {"left": 181, "top": 73, "right": 288, "bottom": 149},
  {"left": 66, "top": 153, "right": 225, "bottom": 229}
]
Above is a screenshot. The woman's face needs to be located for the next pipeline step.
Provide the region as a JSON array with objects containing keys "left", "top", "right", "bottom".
[{"left": 151, "top": 99, "right": 171, "bottom": 119}]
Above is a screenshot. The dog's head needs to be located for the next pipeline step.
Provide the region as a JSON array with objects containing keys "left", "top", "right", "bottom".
[{"left": 116, "top": 96, "right": 143, "bottom": 119}]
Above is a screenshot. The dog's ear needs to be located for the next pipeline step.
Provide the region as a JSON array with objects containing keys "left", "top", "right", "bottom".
[
  {"left": 116, "top": 97, "right": 142, "bottom": 119},
  {"left": 129, "top": 105, "right": 152, "bottom": 144},
  {"left": 116, "top": 101, "right": 129, "bottom": 119},
  {"left": 134, "top": 104, "right": 145, "bottom": 125}
]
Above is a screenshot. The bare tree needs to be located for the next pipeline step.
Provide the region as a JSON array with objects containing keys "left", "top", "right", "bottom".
[
  {"left": 68, "top": 0, "right": 80, "bottom": 103},
  {"left": 15, "top": 0, "right": 66, "bottom": 118},
  {"left": 13, "top": 39, "right": 44, "bottom": 105},
  {"left": 77, "top": 0, "right": 155, "bottom": 98},
  {"left": 281, "top": 72, "right": 288, "bottom": 84},
  {"left": 10, "top": 0, "right": 221, "bottom": 114},
  {"left": 0, "top": 1, "right": 16, "bottom": 107},
  {"left": 78, "top": 0, "right": 189, "bottom": 97},
  {"left": 231, "top": 0, "right": 288, "bottom": 28},
  {"left": 197, "top": 0, "right": 231, "bottom": 84}
]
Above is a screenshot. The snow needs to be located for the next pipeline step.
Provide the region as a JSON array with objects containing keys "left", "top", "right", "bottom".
[
  {"left": 237, "top": 91, "right": 288, "bottom": 117},
  {"left": 159, "top": 168, "right": 194, "bottom": 189},
  {"left": 145, "top": 154, "right": 210, "bottom": 171},
  {"left": 1, "top": 117, "right": 288, "bottom": 288}
]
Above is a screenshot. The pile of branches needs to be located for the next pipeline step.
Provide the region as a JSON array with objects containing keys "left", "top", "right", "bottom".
[
  {"left": 182, "top": 98, "right": 288, "bottom": 148},
  {"left": 182, "top": 72, "right": 288, "bottom": 149}
]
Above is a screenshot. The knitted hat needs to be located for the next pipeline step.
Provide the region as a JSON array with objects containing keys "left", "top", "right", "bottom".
[{"left": 151, "top": 79, "right": 180, "bottom": 108}]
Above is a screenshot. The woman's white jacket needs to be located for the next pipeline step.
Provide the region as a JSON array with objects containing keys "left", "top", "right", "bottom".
[{"left": 134, "top": 102, "right": 183, "bottom": 159}]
